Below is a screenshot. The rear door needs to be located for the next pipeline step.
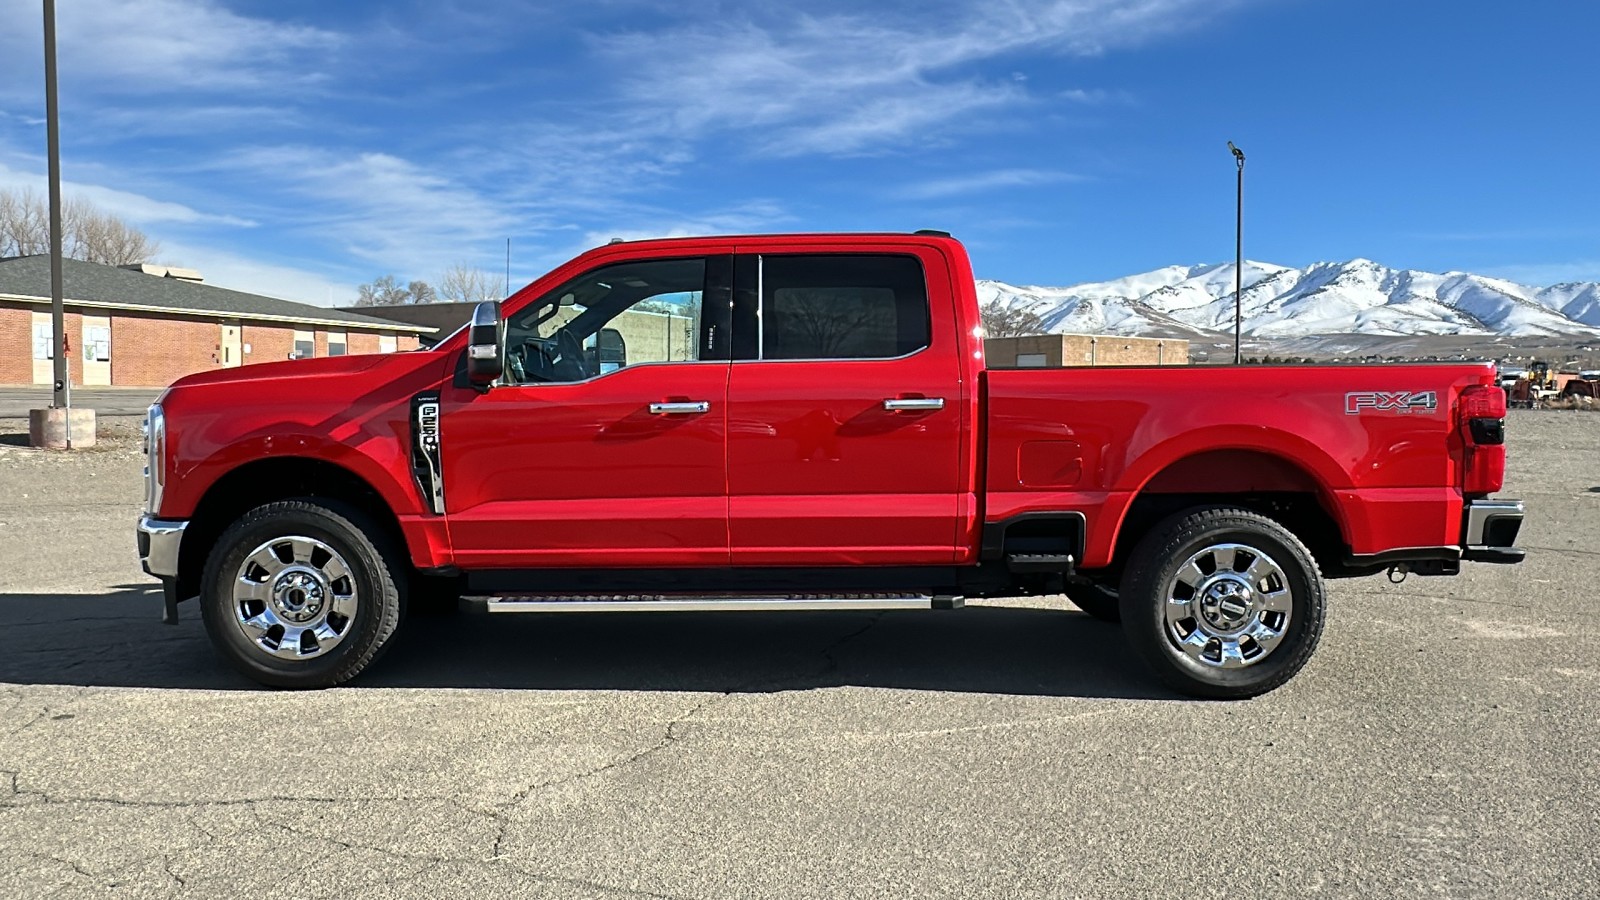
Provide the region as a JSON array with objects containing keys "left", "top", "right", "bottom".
[{"left": 725, "top": 243, "right": 966, "bottom": 565}]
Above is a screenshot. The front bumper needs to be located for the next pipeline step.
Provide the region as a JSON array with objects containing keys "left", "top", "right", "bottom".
[
  {"left": 137, "top": 515, "right": 187, "bottom": 579},
  {"left": 1461, "top": 498, "right": 1524, "bottom": 564}
]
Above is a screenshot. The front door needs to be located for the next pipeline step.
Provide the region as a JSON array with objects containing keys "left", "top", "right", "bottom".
[
  {"left": 81, "top": 316, "right": 111, "bottom": 386},
  {"left": 219, "top": 324, "right": 242, "bottom": 367},
  {"left": 440, "top": 254, "right": 734, "bottom": 569},
  {"left": 725, "top": 246, "right": 966, "bottom": 565}
]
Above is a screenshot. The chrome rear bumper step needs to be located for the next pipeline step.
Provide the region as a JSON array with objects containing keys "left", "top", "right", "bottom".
[{"left": 472, "top": 593, "right": 963, "bottom": 614}]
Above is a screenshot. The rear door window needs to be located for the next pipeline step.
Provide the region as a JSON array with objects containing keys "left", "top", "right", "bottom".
[{"left": 758, "top": 255, "right": 930, "bottom": 360}]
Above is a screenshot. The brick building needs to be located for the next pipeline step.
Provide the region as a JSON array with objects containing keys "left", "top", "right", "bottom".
[
  {"left": 0, "top": 256, "right": 432, "bottom": 387},
  {"left": 985, "top": 333, "right": 1189, "bottom": 368}
]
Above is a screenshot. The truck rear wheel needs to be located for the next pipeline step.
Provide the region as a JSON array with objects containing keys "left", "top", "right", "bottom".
[
  {"left": 1119, "top": 507, "right": 1324, "bottom": 699},
  {"left": 199, "top": 499, "right": 404, "bottom": 688}
]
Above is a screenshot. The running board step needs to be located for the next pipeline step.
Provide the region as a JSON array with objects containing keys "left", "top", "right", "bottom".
[
  {"left": 473, "top": 593, "right": 964, "bottom": 613},
  {"left": 1006, "top": 553, "right": 1075, "bottom": 573}
]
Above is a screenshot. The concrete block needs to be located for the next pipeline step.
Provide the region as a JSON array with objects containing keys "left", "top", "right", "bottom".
[{"left": 28, "top": 407, "right": 96, "bottom": 449}]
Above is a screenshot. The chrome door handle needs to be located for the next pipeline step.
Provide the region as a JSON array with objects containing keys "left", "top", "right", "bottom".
[
  {"left": 883, "top": 397, "right": 945, "bottom": 411},
  {"left": 649, "top": 401, "right": 711, "bottom": 415}
]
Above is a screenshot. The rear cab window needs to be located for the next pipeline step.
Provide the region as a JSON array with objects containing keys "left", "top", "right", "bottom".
[{"left": 745, "top": 254, "right": 932, "bottom": 361}]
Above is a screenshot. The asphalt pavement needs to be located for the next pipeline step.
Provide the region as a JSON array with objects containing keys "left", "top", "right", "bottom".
[
  {"left": 0, "top": 387, "right": 164, "bottom": 418},
  {"left": 0, "top": 411, "right": 1596, "bottom": 898}
]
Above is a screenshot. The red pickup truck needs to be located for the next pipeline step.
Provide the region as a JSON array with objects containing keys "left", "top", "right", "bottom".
[{"left": 137, "top": 232, "right": 1524, "bottom": 697}]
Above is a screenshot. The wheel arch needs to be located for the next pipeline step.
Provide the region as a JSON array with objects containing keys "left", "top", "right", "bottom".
[
  {"left": 1104, "top": 446, "right": 1352, "bottom": 576},
  {"left": 176, "top": 456, "right": 414, "bottom": 601}
]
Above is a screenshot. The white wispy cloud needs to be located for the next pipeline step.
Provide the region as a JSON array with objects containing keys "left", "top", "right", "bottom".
[
  {"left": 216, "top": 146, "right": 521, "bottom": 274},
  {"left": 0, "top": 162, "right": 254, "bottom": 227},
  {"left": 594, "top": 0, "right": 1241, "bottom": 156},
  {"left": 0, "top": 0, "right": 340, "bottom": 101},
  {"left": 894, "top": 168, "right": 1085, "bottom": 200},
  {"left": 156, "top": 239, "right": 359, "bottom": 306}
]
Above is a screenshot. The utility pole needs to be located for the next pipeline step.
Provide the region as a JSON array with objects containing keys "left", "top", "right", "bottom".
[
  {"left": 44, "top": 0, "right": 70, "bottom": 429},
  {"left": 1228, "top": 141, "right": 1245, "bottom": 365}
]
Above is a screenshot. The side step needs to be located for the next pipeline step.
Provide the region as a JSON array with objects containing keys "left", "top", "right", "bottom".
[
  {"left": 1006, "top": 553, "right": 1074, "bottom": 574},
  {"left": 472, "top": 593, "right": 964, "bottom": 614}
]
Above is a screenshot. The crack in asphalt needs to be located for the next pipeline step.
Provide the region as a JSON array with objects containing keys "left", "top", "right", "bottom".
[
  {"left": 1523, "top": 544, "right": 1600, "bottom": 558},
  {"left": 0, "top": 782, "right": 454, "bottom": 809},
  {"left": 14, "top": 851, "right": 96, "bottom": 882},
  {"left": 487, "top": 692, "right": 718, "bottom": 867},
  {"left": 0, "top": 613, "right": 887, "bottom": 897},
  {"left": 1345, "top": 587, "right": 1532, "bottom": 609},
  {"left": 249, "top": 804, "right": 689, "bottom": 900},
  {"left": 161, "top": 855, "right": 187, "bottom": 889}
]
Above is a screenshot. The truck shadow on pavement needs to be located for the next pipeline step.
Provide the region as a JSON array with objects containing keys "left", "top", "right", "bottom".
[{"left": 0, "top": 588, "right": 1176, "bottom": 700}]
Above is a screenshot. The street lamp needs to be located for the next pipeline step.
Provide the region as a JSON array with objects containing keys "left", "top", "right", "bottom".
[{"left": 1227, "top": 141, "right": 1245, "bottom": 365}]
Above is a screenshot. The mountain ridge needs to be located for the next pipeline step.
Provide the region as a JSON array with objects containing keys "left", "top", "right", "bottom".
[{"left": 977, "top": 259, "right": 1600, "bottom": 339}]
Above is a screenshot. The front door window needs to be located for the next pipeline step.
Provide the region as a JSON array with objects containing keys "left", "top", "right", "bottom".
[{"left": 503, "top": 257, "right": 712, "bottom": 383}]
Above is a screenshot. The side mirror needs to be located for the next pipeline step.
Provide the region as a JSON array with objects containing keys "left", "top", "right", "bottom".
[
  {"left": 596, "top": 327, "right": 627, "bottom": 373},
  {"left": 466, "top": 300, "right": 503, "bottom": 389}
]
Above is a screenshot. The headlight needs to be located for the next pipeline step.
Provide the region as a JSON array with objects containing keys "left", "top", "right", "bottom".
[{"left": 144, "top": 403, "right": 166, "bottom": 515}]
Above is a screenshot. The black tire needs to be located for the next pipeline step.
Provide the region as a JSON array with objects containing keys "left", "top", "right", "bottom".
[
  {"left": 1119, "top": 507, "right": 1325, "bottom": 699},
  {"left": 199, "top": 499, "right": 404, "bottom": 688},
  {"left": 1064, "top": 581, "right": 1121, "bottom": 622}
]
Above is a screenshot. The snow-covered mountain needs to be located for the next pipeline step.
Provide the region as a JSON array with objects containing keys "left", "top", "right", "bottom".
[{"left": 978, "top": 260, "right": 1600, "bottom": 339}]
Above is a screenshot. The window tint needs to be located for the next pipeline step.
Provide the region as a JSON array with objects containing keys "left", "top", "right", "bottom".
[
  {"left": 503, "top": 257, "right": 708, "bottom": 384},
  {"left": 761, "top": 255, "right": 930, "bottom": 360}
]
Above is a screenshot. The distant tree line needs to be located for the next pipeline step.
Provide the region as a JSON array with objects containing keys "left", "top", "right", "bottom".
[
  {"left": 980, "top": 304, "right": 1046, "bottom": 338},
  {"left": 0, "top": 187, "right": 160, "bottom": 266},
  {"left": 354, "top": 263, "right": 504, "bottom": 306}
]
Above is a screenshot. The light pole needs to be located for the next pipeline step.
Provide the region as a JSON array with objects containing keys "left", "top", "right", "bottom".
[
  {"left": 44, "top": 0, "right": 69, "bottom": 422},
  {"left": 1227, "top": 141, "right": 1245, "bottom": 365}
]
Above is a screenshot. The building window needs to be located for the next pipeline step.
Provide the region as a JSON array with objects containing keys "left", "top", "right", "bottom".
[
  {"left": 292, "top": 330, "right": 314, "bottom": 359},
  {"left": 84, "top": 325, "right": 111, "bottom": 362},
  {"left": 1016, "top": 353, "right": 1047, "bottom": 367},
  {"left": 32, "top": 322, "right": 52, "bottom": 360},
  {"left": 326, "top": 332, "right": 347, "bottom": 356},
  {"left": 378, "top": 335, "right": 397, "bottom": 354}
]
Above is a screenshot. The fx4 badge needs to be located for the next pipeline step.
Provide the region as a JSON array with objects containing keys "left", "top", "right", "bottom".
[{"left": 1345, "top": 390, "right": 1438, "bottom": 415}]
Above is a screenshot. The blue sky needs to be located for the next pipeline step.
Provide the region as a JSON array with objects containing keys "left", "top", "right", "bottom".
[{"left": 0, "top": 0, "right": 1596, "bottom": 304}]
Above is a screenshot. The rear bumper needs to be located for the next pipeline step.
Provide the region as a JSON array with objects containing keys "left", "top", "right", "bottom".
[
  {"left": 1461, "top": 499, "right": 1524, "bottom": 564},
  {"left": 1338, "top": 497, "right": 1525, "bottom": 575}
]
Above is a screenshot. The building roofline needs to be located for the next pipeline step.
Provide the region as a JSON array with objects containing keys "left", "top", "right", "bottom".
[{"left": 0, "top": 291, "right": 436, "bottom": 333}]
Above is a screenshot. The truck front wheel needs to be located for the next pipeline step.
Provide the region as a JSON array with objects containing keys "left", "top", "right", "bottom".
[
  {"left": 1119, "top": 508, "right": 1325, "bottom": 699},
  {"left": 199, "top": 499, "right": 404, "bottom": 688}
]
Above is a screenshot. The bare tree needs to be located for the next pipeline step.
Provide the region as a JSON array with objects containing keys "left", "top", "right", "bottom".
[
  {"left": 354, "top": 274, "right": 438, "bottom": 306},
  {"left": 980, "top": 303, "right": 1047, "bottom": 338},
  {"left": 773, "top": 290, "right": 893, "bottom": 358},
  {"left": 407, "top": 279, "right": 437, "bottom": 304},
  {"left": 0, "top": 187, "right": 160, "bottom": 265},
  {"left": 437, "top": 263, "right": 500, "bottom": 304}
]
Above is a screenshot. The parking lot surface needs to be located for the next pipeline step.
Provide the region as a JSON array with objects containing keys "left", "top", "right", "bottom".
[
  {"left": 0, "top": 387, "right": 163, "bottom": 419},
  {"left": 1, "top": 411, "right": 1596, "bottom": 898}
]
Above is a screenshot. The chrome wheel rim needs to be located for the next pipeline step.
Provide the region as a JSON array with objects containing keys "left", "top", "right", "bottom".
[
  {"left": 1163, "top": 542, "right": 1292, "bottom": 669},
  {"left": 231, "top": 536, "right": 358, "bottom": 660}
]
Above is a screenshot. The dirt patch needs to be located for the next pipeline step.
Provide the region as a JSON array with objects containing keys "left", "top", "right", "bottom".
[{"left": 0, "top": 415, "right": 144, "bottom": 454}]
